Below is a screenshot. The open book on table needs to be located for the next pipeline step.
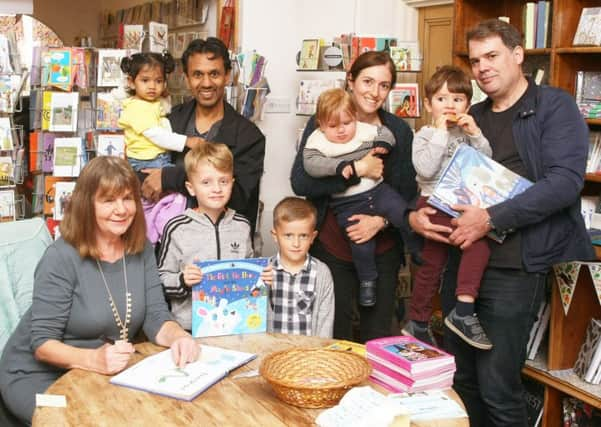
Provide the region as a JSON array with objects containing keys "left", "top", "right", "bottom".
[{"left": 110, "top": 344, "right": 256, "bottom": 401}]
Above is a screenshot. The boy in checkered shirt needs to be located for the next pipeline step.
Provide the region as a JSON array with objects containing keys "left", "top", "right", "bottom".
[{"left": 268, "top": 197, "right": 335, "bottom": 338}]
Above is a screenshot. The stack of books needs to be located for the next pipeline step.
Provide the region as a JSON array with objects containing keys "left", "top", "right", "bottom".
[{"left": 365, "top": 336, "right": 455, "bottom": 393}]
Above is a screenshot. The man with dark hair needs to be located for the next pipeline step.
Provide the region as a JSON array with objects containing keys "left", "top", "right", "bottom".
[
  {"left": 409, "top": 18, "right": 594, "bottom": 426},
  {"left": 142, "top": 37, "right": 265, "bottom": 232}
]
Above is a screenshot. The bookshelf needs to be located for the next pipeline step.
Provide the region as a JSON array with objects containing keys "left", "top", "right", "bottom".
[{"left": 452, "top": 0, "right": 601, "bottom": 425}]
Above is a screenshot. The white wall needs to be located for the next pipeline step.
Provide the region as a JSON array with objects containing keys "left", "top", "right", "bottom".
[{"left": 240, "top": 0, "right": 418, "bottom": 255}]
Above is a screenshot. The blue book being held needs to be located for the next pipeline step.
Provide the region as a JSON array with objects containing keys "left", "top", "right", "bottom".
[
  {"left": 191, "top": 257, "right": 269, "bottom": 338},
  {"left": 428, "top": 144, "right": 533, "bottom": 243}
]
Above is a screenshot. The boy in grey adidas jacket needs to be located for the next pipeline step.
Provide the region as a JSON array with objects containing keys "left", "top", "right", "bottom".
[{"left": 157, "top": 143, "right": 254, "bottom": 330}]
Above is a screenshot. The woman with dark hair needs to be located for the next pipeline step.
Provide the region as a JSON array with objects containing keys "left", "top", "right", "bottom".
[
  {"left": 0, "top": 157, "right": 198, "bottom": 424},
  {"left": 291, "top": 50, "right": 417, "bottom": 342}
]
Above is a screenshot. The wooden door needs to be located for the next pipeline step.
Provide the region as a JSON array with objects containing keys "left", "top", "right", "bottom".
[{"left": 417, "top": 4, "right": 454, "bottom": 129}]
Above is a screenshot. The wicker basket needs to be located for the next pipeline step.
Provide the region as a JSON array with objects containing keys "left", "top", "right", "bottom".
[{"left": 259, "top": 347, "right": 371, "bottom": 408}]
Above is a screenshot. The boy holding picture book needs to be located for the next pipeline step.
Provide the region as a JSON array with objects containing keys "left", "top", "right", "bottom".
[
  {"left": 403, "top": 65, "right": 493, "bottom": 350},
  {"left": 157, "top": 143, "right": 271, "bottom": 330}
]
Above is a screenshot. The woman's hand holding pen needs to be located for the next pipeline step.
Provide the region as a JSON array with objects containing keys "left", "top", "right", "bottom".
[{"left": 94, "top": 338, "right": 135, "bottom": 375}]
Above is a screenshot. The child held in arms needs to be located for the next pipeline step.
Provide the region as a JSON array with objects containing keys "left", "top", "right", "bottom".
[
  {"left": 402, "top": 65, "right": 493, "bottom": 350},
  {"left": 302, "top": 88, "right": 416, "bottom": 307}
]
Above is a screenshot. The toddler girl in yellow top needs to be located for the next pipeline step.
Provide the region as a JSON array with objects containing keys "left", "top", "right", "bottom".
[{"left": 118, "top": 52, "right": 203, "bottom": 174}]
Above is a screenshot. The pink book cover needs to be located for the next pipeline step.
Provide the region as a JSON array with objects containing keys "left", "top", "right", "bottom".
[
  {"left": 368, "top": 358, "right": 455, "bottom": 390},
  {"left": 366, "top": 335, "right": 454, "bottom": 375},
  {"left": 370, "top": 370, "right": 454, "bottom": 393}
]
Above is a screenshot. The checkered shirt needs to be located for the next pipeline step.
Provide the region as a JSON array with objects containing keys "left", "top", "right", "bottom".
[{"left": 269, "top": 254, "right": 318, "bottom": 336}]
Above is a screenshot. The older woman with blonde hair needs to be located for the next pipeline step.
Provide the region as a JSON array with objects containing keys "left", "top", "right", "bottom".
[{"left": 0, "top": 156, "right": 198, "bottom": 424}]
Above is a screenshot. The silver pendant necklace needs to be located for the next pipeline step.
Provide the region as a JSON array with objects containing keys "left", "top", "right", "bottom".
[{"left": 96, "top": 256, "right": 132, "bottom": 341}]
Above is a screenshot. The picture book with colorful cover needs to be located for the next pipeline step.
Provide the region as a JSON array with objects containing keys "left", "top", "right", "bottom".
[
  {"left": 366, "top": 336, "right": 455, "bottom": 376},
  {"left": 110, "top": 344, "right": 256, "bottom": 401},
  {"left": 47, "top": 48, "right": 72, "bottom": 91},
  {"left": 388, "top": 83, "right": 420, "bottom": 118},
  {"left": 428, "top": 144, "right": 533, "bottom": 242},
  {"left": 191, "top": 258, "right": 269, "bottom": 338},
  {"left": 52, "top": 137, "right": 83, "bottom": 177},
  {"left": 95, "top": 92, "right": 122, "bottom": 130}
]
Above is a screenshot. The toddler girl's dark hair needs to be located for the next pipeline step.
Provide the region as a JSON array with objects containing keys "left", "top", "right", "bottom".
[
  {"left": 424, "top": 65, "right": 473, "bottom": 101},
  {"left": 120, "top": 51, "right": 176, "bottom": 95}
]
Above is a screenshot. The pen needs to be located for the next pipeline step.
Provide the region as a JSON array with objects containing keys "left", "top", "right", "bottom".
[{"left": 100, "top": 335, "right": 139, "bottom": 354}]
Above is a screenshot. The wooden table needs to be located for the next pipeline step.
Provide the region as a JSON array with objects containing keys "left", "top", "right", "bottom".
[{"left": 32, "top": 333, "right": 468, "bottom": 426}]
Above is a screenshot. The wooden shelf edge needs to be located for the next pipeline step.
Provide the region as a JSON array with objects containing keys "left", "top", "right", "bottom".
[
  {"left": 587, "top": 119, "right": 601, "bottom": 126},
  {"left": 523, "top": 365, "right": 601, "bottom": 409},
  {"left": 525, "top": 48, "right": 551, "bottom": 55},
  {"left": 556, "top": 47, "right": 601, "bottom": 54}
]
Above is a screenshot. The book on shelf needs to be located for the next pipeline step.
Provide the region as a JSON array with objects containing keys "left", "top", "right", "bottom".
[
  {"left": 43, "top": 176, "right": 72, "bottom": 216},
  {"left": 52, "top": 137, "right": 83, "bottom": 177},
  {"left": 45, "top": 217, "right": 61, "bottom": 240},
  {"left": 97, "top": 49, "right": 128, "bottom": 87},
  {"left": 53, "top": 181, "right": 76, "bottom": 221},
  {"left": 586, "top": 132, "right": 601, "bottom": 173},
  {"left": 31, "top": 174, "right": 44, "bottom": 215},
  {"left": 387, "top": 83, "right": 420, "bottom": 118},
  {"left": 427, "top": 144, "right": 533, "bottom": 243},
  {"left": 296, "top": 79, "right": 345, "bottom": 116},
  {"left": 120, "top": 24, "right": 144, "bottom": 51},
  {"left": 110, "top": 344, "right": 256, "bottom": 401},
  {"left": 42, "top": 133, "right": 56, "bottom": 173},
  {"left": 29, "top": 131, "right": 41, "bottom": 172},
  {"left": 298, "top": 39, "right": 321, "bottom": 70},
  {"left": 95, "top": 92, "right": 122, "bottom": 130},
  {"left": 0, "top": 189, "right": 15, "bottom": 222},
  {"left": 0, "top": 117, "right": 13, "bottom": 151},
  {"left": 191, "top": 257, "right": 269, "bottom": 338},
  {"left": 526, "top": 299, "right": 550, "bottom": 360},
  {"left": 47, "top": 48, "right": 73, "bottom": 91},
  {"left": 573, "top": 318, "right": 601, "bottom": 383},
  {"left": 572, "top": 7, "right": 601, "bottom": 46},
  {"left": 366, "top": 335, "right": 455, "bottom": 377},
  {"left": 535, "top": 1, "right": 551, "bottom": 49},
  {"left": 0, "top": 156, "right": 13, "bottom": 185},
  {"left": 96, "top": 134, "right": 125, "bottom": 158},
  {"left": 148, "top": 21, "right": 168, "bottom": 53},
  {"left": 43, "top": 92, "right": 79, "bottom": 133},
  {"left": 390, "top": 41, "right": 421, "bottom": 71},
  {"left": 562, "top": 397, "right": 601, "bottom": 426},
  {"left": 522, "top": 2, "right": 537, "bottom": 50},
  {"left": 523, "top": 376, "right": 544, "bottom": 427}
]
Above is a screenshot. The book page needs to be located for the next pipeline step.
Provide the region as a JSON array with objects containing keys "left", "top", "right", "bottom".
[
  {"left": 315, "top": 386, "right": 409, "bottom": 427},
  {"left": 110, "top": 345, "right": 255, "bottom": 401}
]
